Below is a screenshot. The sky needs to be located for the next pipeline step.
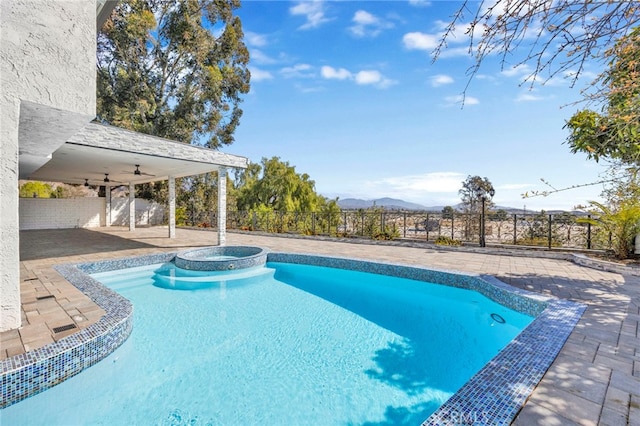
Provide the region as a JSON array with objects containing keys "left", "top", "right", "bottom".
[{"left": 228, "top": 0, "right": 610, "bottom": 211}]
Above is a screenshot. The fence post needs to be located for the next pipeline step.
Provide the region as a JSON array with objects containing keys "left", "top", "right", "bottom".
[
  {"left": 587, "top": 215, "right": 592, "bottom": 249},
  {"left": 548, "top": 214, "right": 553, "bottom": 249},
  {"left": 451, "top": 214, "right": 455, "bottom": 240},
  {"left": 403, "top": 212, "right": 407, "bottom": 238},
  {"left": 426, "top": 213, "right": 430, "bottom": 240},
  {"left": 381, "top": 211, "right": 385, "bottom": 233},
  {"left": 343, "top": 211, "right": 347, "bottom": 235},
  {"left": 513, "top": 214, "right": 517, "bottom": 245},
  {"left": 312, "top": 212, "right": 316, "bottom": 234}
]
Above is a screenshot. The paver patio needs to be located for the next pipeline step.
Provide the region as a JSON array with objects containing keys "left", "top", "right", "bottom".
[{"left": 2, "top": 227, "right": 638, "bottom": 425}]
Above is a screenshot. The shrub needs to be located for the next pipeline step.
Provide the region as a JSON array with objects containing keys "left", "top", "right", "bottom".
[{"left": 434, "top": 236, "right": 462, "bottom": 246}]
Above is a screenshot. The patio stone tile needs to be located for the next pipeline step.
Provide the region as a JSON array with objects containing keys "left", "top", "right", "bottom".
[
  {"left": 630, "top": 395, "right": 640, "bottom": 426},
  {"left": 598, "top": 407, "right": 628, "bottom": 426},
  {"left": 560, "top": 340, "right": 599, "bottom": 362},
  {"left": 594, "top": 353, "right": 634, "bottom": 375},
  {"left": 525, "top": 383, "right": 601, "bottom": 425},
  {"left": 513, "top": 400, "right": 580, "bottom": 426},
  {"left": 23, "top": 337, "right": 54, "bottom": 353},
  {"left": 539, "top": 368, "right": 607, "bottom": 404},
  {"left": 5, "top": 342, "right": 26, "bottom": 358},
  {"left": 18, "top": 323, "right": 51, "bottom": 343},
  {"left": 604, "top": 386, "right": 630, "bottom": 415},
  {"left": 551, "top": 354, "right": 612, "bottom": 384},
  {"left": 609, "top": 370, "right": 640, "bottom": 395}
]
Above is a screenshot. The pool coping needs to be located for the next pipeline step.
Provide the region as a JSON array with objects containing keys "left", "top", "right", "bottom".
[{"left": 0, "top": 250, "right": 585, "bottom": 425}]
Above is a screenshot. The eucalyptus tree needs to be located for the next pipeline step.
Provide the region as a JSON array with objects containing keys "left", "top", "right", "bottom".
[
  {"left": 97, "top": 0, "right": 250, "bottom": 148},
  {"left": 97, "top": 0, "right": 250, "bottom": 208}
]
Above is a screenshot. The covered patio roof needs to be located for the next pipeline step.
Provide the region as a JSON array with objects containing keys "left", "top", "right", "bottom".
[{"left": 20, "top": 120, "right": 249, "bottom": 186}]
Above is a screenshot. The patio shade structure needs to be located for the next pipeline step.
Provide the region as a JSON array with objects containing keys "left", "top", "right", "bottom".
[{"left": 19, "top": 115, "right": 248, "bottom": 241}]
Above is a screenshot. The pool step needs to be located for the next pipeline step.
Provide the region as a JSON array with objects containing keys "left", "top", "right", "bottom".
[
  {"left": 91, "top": 264, "right": 166, "bottom": 291},
  {"left": 153, "top": 266, "right": 275, "bottom": 290}
]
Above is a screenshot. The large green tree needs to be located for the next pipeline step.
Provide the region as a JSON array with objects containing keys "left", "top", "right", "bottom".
[
  {"left": 235, "top": 157, "right": 327, "bottom": 212},
  {"left": 97, "top": 0, "right": 250, "bottom": 148}
]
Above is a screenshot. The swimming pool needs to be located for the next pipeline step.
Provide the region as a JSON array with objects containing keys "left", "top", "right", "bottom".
[{"left": 0, "top": 252, "right": 585, "bottom": 424}]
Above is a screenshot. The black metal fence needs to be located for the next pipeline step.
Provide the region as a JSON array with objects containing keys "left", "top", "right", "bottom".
[{"left": 197, "top": 210, "right": 609, "bottom": 251}]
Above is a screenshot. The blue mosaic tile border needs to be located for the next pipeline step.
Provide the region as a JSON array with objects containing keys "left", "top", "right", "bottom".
[
  {"left": 267, "top": 253, "right": 550, "bottom": 316},
  {"left": 1, "top": 249, "right": 585, "bottom": 424},
  {"left": 266, "top": 252, "right": 586, "bottom": 425}
]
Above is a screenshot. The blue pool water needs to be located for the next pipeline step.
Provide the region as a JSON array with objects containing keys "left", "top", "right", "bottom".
[{"left": 2, "top": 262, "right": 533, "bottom": 425}]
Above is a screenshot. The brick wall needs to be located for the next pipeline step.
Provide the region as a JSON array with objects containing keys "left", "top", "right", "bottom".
[
  {"left": 19, "top": 197, "right": 166, "bottom": 230},
  {"left": 19, "top": 198, "right": 105, "bottom": 230}
]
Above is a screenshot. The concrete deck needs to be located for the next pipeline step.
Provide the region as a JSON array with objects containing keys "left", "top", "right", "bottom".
[{"left": 2, "top": 227, "right": 639, "bottom": 425}]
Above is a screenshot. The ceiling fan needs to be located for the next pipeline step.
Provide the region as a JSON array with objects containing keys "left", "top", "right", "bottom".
[
  {"left": 102, "top": 173, "right": 123, "bottom": 184},
  {"left": 131, "top": 164, "right": 155, "bottom": 177}
]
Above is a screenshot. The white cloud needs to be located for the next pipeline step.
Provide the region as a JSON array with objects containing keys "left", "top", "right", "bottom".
[
  {"left": 431, "top": 74, "right": 454, "bottom": 87},
  {"left": 498, "top": 183, "right": 533, "bottom": 190},
  {"left": 320, "top": 66, "right": 395, "bottom": 89},
  {"left": 353, "top": 10, "right": 377, "bottom": 25},
  {"left": 377, "top": 172, "right": 466, "bottom": 192},
  {"left": 355, "top": 70, "right": 381, "bottom": 85},
  {"left": 515, "top": 93, "right": 543, "bottom": 102},
  {"left": 349, "top": 10, "right": 394, "bottom": 38},
  {"left": 249, "top": 67, "right": 273, "bottom": 82},
  {"left": 250, "top": 49, "right": 278, "bottom": 65},
  {"left": 321, "top": 65, "right": 352, "bottom": 80},
  {"left": 280, "top": 63, "right": 315, "bottom": 79},
  {"left": 408, "top": 0, "right": 431, "bottom": 7},
  {"left": 244, "top": 31, "right": 268, "bottom": 47},
  {"left": 355, "top": 70, "right": 396, "bottom": 88},
  {"left": 403, "top": 21, "right": 477, "bottom": 58},
  {"left": 402, "top": 32, "right": 439, "bottom": 51},
  {"left": 444, "top": 95, "right": 479, "bottom": 106},
  {"left": 501, "top": 64, "right": 532, "bottom": 77},
  {"left": 290, "top": 1, "right": 331, "bottom": 30},
  {"left": 356, "top": 172, "right": 466, "bottom": 203}
]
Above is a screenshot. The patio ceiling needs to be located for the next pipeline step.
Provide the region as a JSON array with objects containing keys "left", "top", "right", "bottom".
[{"left": 22, "top": 120, "right": 249, "bottom": 187}]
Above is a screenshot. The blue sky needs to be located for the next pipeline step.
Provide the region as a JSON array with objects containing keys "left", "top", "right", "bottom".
[{"left": 229, "top": 0, "right": 608, "bottom": 211}]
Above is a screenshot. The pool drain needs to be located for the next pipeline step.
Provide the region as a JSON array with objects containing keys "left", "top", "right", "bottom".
[
  {"left": 491, "top": 313, "right": 506, "bottom": 324},
  {"left": 52, "top": 323, "right": 77, "bottom": 333}
]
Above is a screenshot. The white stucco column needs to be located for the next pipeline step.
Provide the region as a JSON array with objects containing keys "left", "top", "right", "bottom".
[
  {"left": 0, "top": 98, "right": 21, "bottom": 331},
  {"left": 129, "top": 183, "right": 135, "bottom": 231},
  {"left": 105, "top": 185, "right": 111, "bottom": 226},
  {"left": 168, "top": 176, "right": 176, "bottom": 238},
  {"left": 218, "top": 167, "right": 227, "bottom": 246}
]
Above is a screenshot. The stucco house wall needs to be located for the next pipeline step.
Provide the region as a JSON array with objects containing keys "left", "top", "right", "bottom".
[{"left": 0, "top": 0, "right": 96, "bottom": 331}]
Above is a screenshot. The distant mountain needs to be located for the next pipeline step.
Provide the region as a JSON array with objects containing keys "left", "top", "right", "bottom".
[{"left": 337, "top": 198, "right": 428, "bottom": 211}]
